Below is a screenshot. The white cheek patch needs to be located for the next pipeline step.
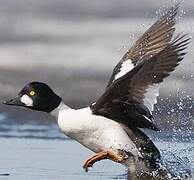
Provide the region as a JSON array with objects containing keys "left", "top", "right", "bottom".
[
  {"left": 21, "top": 95, "right": 33, "bottom": 107},
  {"left": 114, "top": 59, "right": 134, "bottom": 81}
]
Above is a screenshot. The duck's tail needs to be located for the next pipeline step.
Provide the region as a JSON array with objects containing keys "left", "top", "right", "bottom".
[{"left": 121, "top": 125, "right": 169, "bottom": 179}]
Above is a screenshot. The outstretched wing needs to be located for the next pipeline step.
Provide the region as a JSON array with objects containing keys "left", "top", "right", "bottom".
[
  {"left": 91, "top": 34, "right": 190, "bottom": 130},
  {"left": 107, "top": 4, "right": 179, "bottom": 87}
]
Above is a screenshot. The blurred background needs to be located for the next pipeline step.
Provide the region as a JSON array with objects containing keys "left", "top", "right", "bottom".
[{"left": 0, "top": 0, "right": 194, "bottom": 139}]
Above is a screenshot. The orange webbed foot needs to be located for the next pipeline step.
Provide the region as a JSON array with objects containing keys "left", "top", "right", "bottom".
[{"left": 83, "top": 150, "right": 124, "bottom": 172}]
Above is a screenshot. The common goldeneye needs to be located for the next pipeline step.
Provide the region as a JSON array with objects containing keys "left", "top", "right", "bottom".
[{"left": 3, "top": 4, "right": 190, "bottom": 177}]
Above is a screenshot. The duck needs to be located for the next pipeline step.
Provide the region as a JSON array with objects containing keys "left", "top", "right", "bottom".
[{"left": 3, "top": 4, "right": 190, "bottom": 178}]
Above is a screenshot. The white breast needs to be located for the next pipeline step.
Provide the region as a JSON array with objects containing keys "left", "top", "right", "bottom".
[{"left": 57, "top": 107, "right": 141, "bottom": 158}]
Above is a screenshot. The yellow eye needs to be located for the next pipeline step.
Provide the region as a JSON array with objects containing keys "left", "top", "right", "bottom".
[{"left": 29, "top": 90, "right": 35, "bottom": 96}]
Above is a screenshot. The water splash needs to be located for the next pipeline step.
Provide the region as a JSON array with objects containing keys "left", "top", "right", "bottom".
[{"left": 161, "top": 150, "right": 192, "bottom": 179}]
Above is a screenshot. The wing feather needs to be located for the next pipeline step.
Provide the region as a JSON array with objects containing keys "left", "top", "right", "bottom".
[
  {"left": 107, "top": 4, "right": 179, "bottom": 87},
  {"left": 91, "top": 34, "right": 190, "bottom": 130}
]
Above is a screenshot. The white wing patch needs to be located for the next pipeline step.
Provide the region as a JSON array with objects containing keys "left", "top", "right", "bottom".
[
  {"left": 143, "top": 84, "right": 160, "bottom": 112},
  {"left": 21, "top": 95, "right": 33, "bottom": 107},
  {"left": 114, "top": 59, "right": 134, "bottom": 81}
]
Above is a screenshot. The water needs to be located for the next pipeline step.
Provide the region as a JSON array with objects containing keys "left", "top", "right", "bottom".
[
  {"left": 0, "top": 113, "right": 194, "bottom": 179},
  {"left": 0, "top": 137, "right": 126, "bottom": 180}
]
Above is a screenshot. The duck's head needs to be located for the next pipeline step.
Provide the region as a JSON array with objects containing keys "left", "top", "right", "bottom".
[{"left": 3, "top": 82, "right": 62, "bottom": 113}]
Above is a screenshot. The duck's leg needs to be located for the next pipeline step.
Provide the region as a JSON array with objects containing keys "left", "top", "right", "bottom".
[{"left": 83, "top": 150, "right": 124, "bottom": 172}]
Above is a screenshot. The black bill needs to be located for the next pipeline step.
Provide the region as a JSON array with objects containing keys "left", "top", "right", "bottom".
[{"left": 3, "top": 96, "right": 24, "bottom": 106}]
